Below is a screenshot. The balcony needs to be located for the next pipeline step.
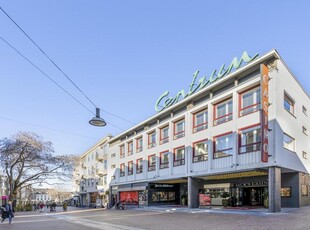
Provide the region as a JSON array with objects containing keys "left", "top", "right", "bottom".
[
  {"left": 96, "top": 153, "right": 104, "bottom": 162},
  {"left": 96, "top": 169, "right": 105, "bottom": 176}
]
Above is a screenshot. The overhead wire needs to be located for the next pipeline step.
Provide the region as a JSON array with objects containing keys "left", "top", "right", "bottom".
[
  {"left": 0, "top": 36, "right": 125, "bottom": 132},
  {"left": 0, "top": 6, "right": 136, "bottom": 126}
]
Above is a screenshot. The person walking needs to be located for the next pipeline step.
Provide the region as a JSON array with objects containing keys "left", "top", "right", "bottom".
[{"left": 1, "top": 201, "right": 15, "bottom": 224}]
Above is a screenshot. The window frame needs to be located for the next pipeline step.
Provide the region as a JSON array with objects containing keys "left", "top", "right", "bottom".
[
  {"left": 159, "top": 125, "right": 169, "bottom": 144},
  {"left": 160, "top": 150, "right": 169, "bottom": 169},
  {"left": 238, "top": 124, "right": 261, "bottom": 154},
  {"left": 120, "top": 144, "right": 125, "bottom": 158},
  {"left": 213, "top": 132, "right": 234, "bottom": 159},
  {"left": 136, "top": 158, "right": 143, "bottom": 174},
  {"left": 173, "top": 119, "right": 185, "bottom": 140},
  {"left": 193, "top": 138, "right": 208, "bottom": 163},
  {"left": 302, "top": 126, "right": 308, "bottom": 136},
  {"left": 283, "top": 132, "right": 296, "bottom": 152},
  {"left": 302, "top": 105, "right": 308, "bottom": 116},
  {"left": 239, "top": 85, "right": 261, "bottom": 117},
  {"left": 284, "top": 92, "right": 295, "bottom": 116},
  {"left": 127, "top": 141, "right": 133, "bottom": 156},
  {"left": 193, "top": 108, "right": 208, "bottom": 133},
  {"left": 213, "top": 98, "right": 233, "bottom": 126},
  {"left": 136, "top": 136, "right": 143, "bottom": 153},
  {"left": 148, "top": 154, "right": 156, "bottom": 171},
  {"left": 173, "top": 146, "right": 185, "bottom": 167},
  {"left": 120, "top": 163, "right": 125, "bottom": 177},
  {"left": 302, "top": 151, "right": 307, "bottom": 160},
  {"left": 148, "top": 131, "right": 156, "bottom": 149},
  {"left": 128, "top": 161, "right": 133, "bottom": 175}
]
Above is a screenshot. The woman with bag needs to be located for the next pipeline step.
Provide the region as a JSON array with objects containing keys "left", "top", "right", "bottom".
[{"left": 1, "top": 201, "right": 15, "bottom": 224}]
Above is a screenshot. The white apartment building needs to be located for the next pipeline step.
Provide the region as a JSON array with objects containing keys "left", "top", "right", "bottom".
[
  {"left": 107, "top": 50, "right": 310, "bottom": 212},
  {"left": 77, "top": 135, "right": 111, "bottom": 207}
]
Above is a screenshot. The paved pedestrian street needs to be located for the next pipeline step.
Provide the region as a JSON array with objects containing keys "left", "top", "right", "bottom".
[{"left": 2, "top": 206, "right": 310, "bottom": 230}]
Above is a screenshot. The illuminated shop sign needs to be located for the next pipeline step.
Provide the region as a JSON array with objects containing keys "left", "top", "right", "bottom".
[
  {"left": 155, "top": 51, "right": 259, "bottom": 112},
  {"left": 261, "top": 64, "right": 269, "bottom": 163},
  {"left": 235, "top": 181, "right": 268, "bottom": 187},
  {"left": 150, "top": 184, "right": 175, "bottom": 189}
]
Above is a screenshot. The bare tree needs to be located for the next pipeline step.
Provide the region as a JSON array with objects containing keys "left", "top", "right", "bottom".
[{"left": 0, "top": 132, "right": 76, "bottom": 206}]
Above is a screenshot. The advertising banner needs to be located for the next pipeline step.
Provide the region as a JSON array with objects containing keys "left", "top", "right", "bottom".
[
  {"left": 199, "top": 194, "right": 211, "bottom": 206},
  {"left": 261, "top": 64, "right": 269, "bottom": 163}
]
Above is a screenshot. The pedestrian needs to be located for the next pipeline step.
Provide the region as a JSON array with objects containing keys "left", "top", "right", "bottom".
[
  {"left": 39, "top": 203, "right": 44, "bottom": 212},
  {"left": 1, "top": 201, "right": 15, "bottom": 224}
]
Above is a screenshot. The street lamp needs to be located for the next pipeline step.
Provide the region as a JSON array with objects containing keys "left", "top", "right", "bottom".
[{"left": 89, "top": 108, "right": 106, "bottom": 127}]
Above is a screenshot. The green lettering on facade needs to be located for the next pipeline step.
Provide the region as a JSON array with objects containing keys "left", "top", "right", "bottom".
[{"left": 155, "top": 51, "right": 259, "bottom": 112}]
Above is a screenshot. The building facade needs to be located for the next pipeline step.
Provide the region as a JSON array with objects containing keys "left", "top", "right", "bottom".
[
  {"left": 76, "top": 135, "right": 111, "bottom": 207},
  {"left": 107, "top": 50, "right": 310, "bottom": 212}
]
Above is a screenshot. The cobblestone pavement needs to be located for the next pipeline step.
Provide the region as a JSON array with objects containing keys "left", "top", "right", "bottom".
[{"left": 2, "top": 205, "right": 310, "bottom": 230}]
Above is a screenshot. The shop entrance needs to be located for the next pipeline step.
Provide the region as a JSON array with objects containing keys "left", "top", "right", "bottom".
[{"left": 231, "top": 187, "right": 264, "bottom": 206}]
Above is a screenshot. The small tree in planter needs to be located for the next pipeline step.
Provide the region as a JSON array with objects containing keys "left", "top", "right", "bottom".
[
  {"left": 222, "top": 192, "right": 230, "bottom": 207},
  {"left": 263, "top": 190, "right": 269, "bottom": 208},
  {"left": 181, "top": 194, "right": 187, "bottom": 206}
]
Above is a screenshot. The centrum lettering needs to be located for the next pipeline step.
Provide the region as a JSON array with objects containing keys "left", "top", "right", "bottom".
[{"left": 155, "top": 51, "right": 259, "bottom": 112}]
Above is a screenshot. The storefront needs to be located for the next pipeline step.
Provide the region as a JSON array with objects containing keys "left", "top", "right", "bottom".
[{"left": 148, "top": 183, "right": 180, "bottom": 205}]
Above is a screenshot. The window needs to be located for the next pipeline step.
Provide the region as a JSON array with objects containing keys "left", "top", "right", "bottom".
[
  {"left": 111, "top": 153, "right": 116, "bottom": 158},
  {"left": 120, "top": 145, "right": 125, "bottom": 158},
  {"left": 111, "top": 164, "right": 116, "bottom": 169},
  {"left": 303, "top": 151, "right": 307, "bottom": 159},
  {"left": 103, "top": 160, "right": 107, "bottom": 170},
  {"left": 136, "top": 137, "right": 143, "bottom": 153},
  {"left": 174, "top": 119, "right": 185, "bottom": 139},
  {"left": 193, "top": 109, "right": 208, "bottom": 133},
  {"left": 120, "top": 163, "right": 125, "bottom": 177},
  {"left": 174, "top": 146, "right": 185, "bottom": 166},
  {"left": 284, "top": 93, "right": 295, "bottom": 115},
  {"left": 283, "top": 133, "right": 295, "bottom": 152},
  {"left": 239, "top": 125, "right": 261, "bottom": 154},
  {"left": 214, "top": 98, "right": 233, "bottom": 126},
  {"left": 303, "top": 126, "right": 308, "bottom": 135},
  {"left": 136, "top": 158, "right": 143, "bottom": 174},
  {"left": 160, "top": 151, "right": 169, "bottom": 169},
  {"left": 103, "top": 176, "right": 107, "bottom": 185},
  {"left": 239, "top": 86, "right": 260, "bottom": 116},
  {"left": 193, "top": 139, "right": 208, "bottom": 163},
  {"left": 128, "top": 161, "right": 133, "bottom": 175},
  {"left": 128, "top": 141, "right": 133, "bottom": 156},
  {"left": 148, "top": 131, "right": 156, "bottom": 148},
  {"left": 160, "top": 126, "right": 169, "bottom": 144},
  {"left": 148, "top": 154, "right": 156, "bottom": 171},
  {"left": 302, "top": 105, "right": 308, "bottom": 116},
  {"left": 214, "top": 132, "right": 233, "bottom": 158}
]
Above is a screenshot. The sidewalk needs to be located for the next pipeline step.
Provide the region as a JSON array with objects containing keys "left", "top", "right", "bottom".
[
  {"left": 133, "top": 205, "right": 296, "bottom": 216},
  {"left": 14, "top": 205, "right": 92, "bottom": 216}
]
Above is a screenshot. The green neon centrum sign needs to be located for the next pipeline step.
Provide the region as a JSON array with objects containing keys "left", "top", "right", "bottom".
[{"left": 154, "top": 51, "right": 259, "bottom": 112}]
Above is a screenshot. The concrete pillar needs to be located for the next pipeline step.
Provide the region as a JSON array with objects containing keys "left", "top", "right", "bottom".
[
  {"left": 268, "top": 166, "right": 281, "bottom": 212},
  {"left": 188, "top": 176, "right": 199, "bottom": 208}
]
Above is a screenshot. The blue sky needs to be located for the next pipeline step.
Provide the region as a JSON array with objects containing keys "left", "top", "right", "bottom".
[{"left": 1, "top": 0, "right": 310, "bottom": 156}]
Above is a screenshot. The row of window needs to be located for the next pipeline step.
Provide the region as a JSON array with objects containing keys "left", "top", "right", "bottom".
[
  {"left": 119, "top": 86, "right": 262, "bottom": 158},
  {"left": 117, "top": 89, "right": 309, "bottom": 159},
  {"left": 116, "top": 127, "right": 308, "bottom": 176}
]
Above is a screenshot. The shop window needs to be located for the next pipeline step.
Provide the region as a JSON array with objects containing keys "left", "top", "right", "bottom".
[
  {"left": 173, "top": 119, "right": 185, "bottom": 139},
  {"left": 283, "top": 133, "right": 295, "bottom": 152},
  {"left": 136, "top": 158, "right": 143, "bottom": 174},
  {"left": 160, "top": 151, "right": 169, "bottom": 169},
  {"left": 214, "top": 98, "right": 233, "bottom": 126},
  {"left": 193, "top": 139, "right": 208, "bottom": 163},
  {"left": 284, "top": 93, "right": 295, "bottom": 115},
  {"left": 281, "top": 187, "right": 291, "bottom": 197},
  {"left": 193, "top": 109, "right": 208, "bottom": 133},
  {"left": 120, "top": 163, "right": 125, "bottom": 177},
  {"left": 148, "top": 154, "right": 156, "bottom": 171},
  {"left": 173, "top": 146, "right": 185, "bottom": 167},
  {"left": 239, "top": 86, "right": 260, "bottom": 117},
  {"left": 136, "top": 137, "right": 143, "bottom": 153},
  {"left": 303, "top": 126, "right": 308, "bottom": 135},
  {"left": 239, "top": 124, "right": 261, "bottom": 154},
  {"left": 127, "top": 141, "right": 133, "bottom": 156},
  {"left": 128, "top": 161, "right": 133, "bottom": 175},
  {"left": 148, "top": 131, "right": 156, "bottom": 148},
  {"left": 302, "top": 105, "right": 308, "bottom": 116},
  {"left": 120, "top": 145, "right": 125, "bottom": 158},
  {"left": 151, "top": 191, "right": 176, "bottom": 202},
  {"left": 214, "top": 132, "right": 233, "bottom": 158},
  {"left": 160, "top": 125, "right": 169, "bottom": 144},
  {"left": 302, "top": 151, "right": 307, "bottom": 159}
]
